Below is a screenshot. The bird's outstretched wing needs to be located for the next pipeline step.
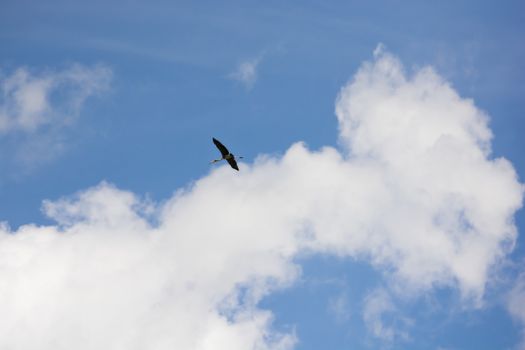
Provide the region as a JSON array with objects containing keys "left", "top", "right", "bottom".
[
  {"left": 227, "top": 158, "right": 239, "bottom": 171},
  {"left": 213, "top": 138, "right": 229, "bottom": 157}
]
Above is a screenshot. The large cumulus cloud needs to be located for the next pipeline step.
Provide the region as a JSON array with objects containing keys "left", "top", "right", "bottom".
[{"left": 0, "top": 48, "right": 522, "bottom": 349}]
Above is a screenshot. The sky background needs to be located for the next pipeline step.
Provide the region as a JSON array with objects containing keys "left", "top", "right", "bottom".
[{"left": 1, "top": 1, "right": 524, "bottom": 349}]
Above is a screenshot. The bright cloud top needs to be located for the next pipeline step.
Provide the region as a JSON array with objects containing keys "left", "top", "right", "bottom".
[
  {"left": 0, "top": 64, "right": 111, "bottom": 133},
  {"left": 336, "top": 47, "right": 522, "bottom": 300},
  {"left": 0, "top": 49, "right": 522, "bottom": 349}
]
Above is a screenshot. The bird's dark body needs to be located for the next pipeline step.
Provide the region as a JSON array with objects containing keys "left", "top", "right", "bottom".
[
  {"left": 226, "top": 158, "right": 239, "bottom": 171},
  {"left": 212, "top": 138, "right": 240, "bottom": 171}
]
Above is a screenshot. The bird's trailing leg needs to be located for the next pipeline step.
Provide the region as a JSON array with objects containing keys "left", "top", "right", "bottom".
[{"left": 210, "top": 159, "right": 222, "bottom": 164}]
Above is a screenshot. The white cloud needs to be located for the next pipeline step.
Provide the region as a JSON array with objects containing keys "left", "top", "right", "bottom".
[
  {"left": 508, "top": 272, "right": 525, "bottom": 349},
  {"left": 229, "top": 59, "right": 259, "bottom": 89},
  {"left": 0, "top": 182, "right": 298, "bottom": 350},
  {"left": 334, "top": 47, "right": 523, "bottom": 302},
  {"left": 0, "top": 48, "right": 522, "bottom": 349},
  {"left": 362, "top": 288, "right": 411, "bottom": 342},
  {"left": 0, "top": 64, "right": 112, "bottom": 169},
  {"left": 0, "top": 64, "right": 111, "bottom": 133}
]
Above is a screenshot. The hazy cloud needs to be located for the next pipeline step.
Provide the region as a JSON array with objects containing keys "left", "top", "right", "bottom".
[
  {"left": 508, "top": 272, "right": 525, "bottom": 349},
  {"left": 0, "top": 64, "right": 112, "bottom": 169},
  {"left": 229, "top": 59, "right": 260, "bottom": 89},
  {"left": 363, "top": 288, "right": 411, "bottom": 342},
  {"left": 328, "top": 291, "right": 351, "bottom": 323},
  {"left": 0, "top": 64, "right": 111, "bottom": 133}
]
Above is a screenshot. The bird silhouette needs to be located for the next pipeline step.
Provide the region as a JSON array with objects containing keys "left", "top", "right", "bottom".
[{"left": 210, "top": 137, "right": 243, "bottom": 171}]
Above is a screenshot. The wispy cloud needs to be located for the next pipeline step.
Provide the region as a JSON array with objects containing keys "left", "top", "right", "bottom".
[
  {"left": 0, "top": 64, "right": 112, "bottom": 169},
  {"left": 229, "top": 58, "right": 260, "bottom": 89},
  {"left": 0, "top": 64, "right": 111, "bottom": 133},
  {"left": 328, "top": 291, "right": 351, "bottom": 323},
  {"left": 363, "top": 288, "right": 411, "bottom": 342},
  {"left": 0, "top": 47, "right": 522, "bottom": 349},
  {"left": 508, "top": 271, "right": 525, "bottom": 349}
]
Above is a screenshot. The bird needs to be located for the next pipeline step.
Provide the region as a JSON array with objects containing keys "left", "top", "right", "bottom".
[{"left": 210, "top": 137, "right": 243, "bottom": 171}]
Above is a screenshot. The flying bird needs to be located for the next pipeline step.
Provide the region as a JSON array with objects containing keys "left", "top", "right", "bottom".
[{"left": 211, "top": 137, "right": 243, "bottom": 171}]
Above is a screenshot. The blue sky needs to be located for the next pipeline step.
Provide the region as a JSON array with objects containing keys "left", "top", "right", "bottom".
[{"left": 1, "top": 1, "right": 524, "bottom": 349}]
